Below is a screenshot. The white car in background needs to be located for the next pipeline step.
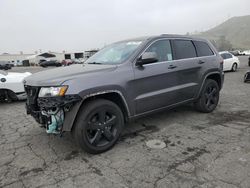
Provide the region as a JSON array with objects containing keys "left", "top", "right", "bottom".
[
  {"left": 0, "top": 70, "right": 32, "bottom": 102},
  {"left": 219, "top": 51, "right": 240, "bottom": 72}
]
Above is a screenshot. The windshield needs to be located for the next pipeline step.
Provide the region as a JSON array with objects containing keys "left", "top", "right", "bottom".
[{"left": 85, "top": 40, "right": 143, "bottom": 65}]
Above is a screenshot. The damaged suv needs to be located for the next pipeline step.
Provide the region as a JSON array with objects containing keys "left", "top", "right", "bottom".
[{"left": 25, "top": 35, "right": 224, "bottom": 154}]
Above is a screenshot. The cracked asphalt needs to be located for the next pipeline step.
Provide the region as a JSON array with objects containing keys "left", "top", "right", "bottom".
[{"left": 1, "top": 56, "right": 250, "bottom": 188}]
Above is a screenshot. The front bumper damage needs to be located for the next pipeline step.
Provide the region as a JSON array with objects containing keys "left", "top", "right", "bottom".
[{"left": 25, "top": 86, "right": 82, "bottom": 134}]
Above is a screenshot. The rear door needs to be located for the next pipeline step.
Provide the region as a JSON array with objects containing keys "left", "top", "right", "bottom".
[
  {"left": 220, "top": 53, "right": 233, "bottom": 71},
  {"left": 170, "top": 39, "right": 201, "bottom": 101}
]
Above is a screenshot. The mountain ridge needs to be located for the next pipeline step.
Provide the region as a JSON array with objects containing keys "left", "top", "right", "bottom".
[{"left": 199, "top": 15, "right": 250, "bottom": 50}]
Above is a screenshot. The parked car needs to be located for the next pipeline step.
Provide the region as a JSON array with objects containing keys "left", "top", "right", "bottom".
[
  {"left": 219, "top": 51, "right": 240, "bottom": 72},
  {"left": 71, "top": 59, "right": 83, "bottom": 64},
  {"left": 0, "top": 70, "right": 32, "bottom": 102},
  {"left": 0, "top": 61, "right": 12, "bottom": 70},
  {"left": 61, "top": 60, "right": 74, "bottom": 66},
  {"left": 24, "top": 34, "right": 224, "bottom": 154},
  {"left": 39, "top": 60, "right": 62, "bottom": 68},
  {"left": 229, "top": 50, "right": 240, "bottom": 56}
]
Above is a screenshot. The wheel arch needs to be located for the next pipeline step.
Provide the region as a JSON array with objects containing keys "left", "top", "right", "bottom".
[
  {"left": 63, "top": 90, "right": 130, "bottom": 132},
  {"left": 0, "top": 88, "right": 17, "bottom": 101},
  {"left": 196, "top": 72, "right": 223, "bottom": 99}
]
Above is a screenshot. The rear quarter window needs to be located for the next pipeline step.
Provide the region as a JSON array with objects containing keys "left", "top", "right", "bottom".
[
  {"left": 172, "top": 40, "right": 197, "bottom": 60},
  {"left": 193, "top": 41, "right": 214, "bottom": 57}
]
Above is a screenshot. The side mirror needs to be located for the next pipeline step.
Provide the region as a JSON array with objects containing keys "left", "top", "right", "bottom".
[{"left": 136, "top": 52, "right": 158, "bottom": 66}]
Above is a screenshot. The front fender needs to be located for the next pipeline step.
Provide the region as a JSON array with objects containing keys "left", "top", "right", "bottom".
[{"left": 62, "top": 88, "right": 131, "bottom": 132}]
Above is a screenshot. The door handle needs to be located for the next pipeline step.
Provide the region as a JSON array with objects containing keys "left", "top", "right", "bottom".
[
  {"left": 168, "top": 65, "right": 177, "bottom": 69},
  {"left": 198, "top": 60, "right": 205, "bottom": 64}
]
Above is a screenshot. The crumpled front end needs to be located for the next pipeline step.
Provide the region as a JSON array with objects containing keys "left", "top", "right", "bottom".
[{"left": 25, "top": 85, "right": 82, "bottom": 134}]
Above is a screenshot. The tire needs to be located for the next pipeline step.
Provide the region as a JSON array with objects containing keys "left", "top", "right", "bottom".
[
  {"left": 231, "top": 63, "right": 237, "bottom": 72},
  {"left": 73, "top": 99, "right": 124, "bottom": 154},
  {"left": 194, "top": 79, "right": 220, "bottom": 113}
]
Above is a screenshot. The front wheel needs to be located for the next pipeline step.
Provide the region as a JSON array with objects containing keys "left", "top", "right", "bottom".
[
  {"left": 194, "top": 79, "right": 220, "bottom": 113},
  {"left": 73, "top": 99, "right": 124, "bottom": 154}
]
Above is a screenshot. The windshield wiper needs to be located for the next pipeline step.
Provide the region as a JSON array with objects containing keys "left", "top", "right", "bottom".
[{"left": 87, "top": 62, "right": 102, "bottom": 64}]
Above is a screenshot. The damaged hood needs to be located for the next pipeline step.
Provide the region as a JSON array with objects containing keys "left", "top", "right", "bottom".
[{"left": 24, "top": 64, "right": 117, "bottom": 86}]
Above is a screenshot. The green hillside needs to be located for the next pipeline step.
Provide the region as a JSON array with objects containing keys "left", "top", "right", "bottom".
[{"left": 199, "top": 15, "right": 250, "bottom": 50}]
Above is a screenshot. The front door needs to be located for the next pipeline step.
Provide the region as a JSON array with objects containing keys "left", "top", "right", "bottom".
[{"left": 132, "top": 39, "right": 180, "bottom": 114}]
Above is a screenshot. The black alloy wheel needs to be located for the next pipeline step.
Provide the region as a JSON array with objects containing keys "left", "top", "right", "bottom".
[
  {"left": 194, "top": 79, "right": 220, "bottom": 113},
  {"left": 73, "top": 99, "right": 124, "bottom": 154},
  {"left": 86, "top": 108, "right": 118, "bottom": 147},
  {"left": 204, "top": 84, "right": 219, "bottom": 111}
]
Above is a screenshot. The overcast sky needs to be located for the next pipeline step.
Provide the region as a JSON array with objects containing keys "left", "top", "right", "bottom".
[{"left": 0, "top": 0, "right": 250, "bottom": 54}]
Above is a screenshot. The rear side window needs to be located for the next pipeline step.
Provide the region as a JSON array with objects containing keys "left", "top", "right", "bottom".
[
  {"left": 221, "top": 53, "right": 232, "bottom": 59},
  {"left": 173, "top": 40, "right": 197, "bottom": 60},
  {"left": 193, "top": 41, "right": 214, "bottom": 57},
  {"left": 225, "top": 53, "right": 233, "bottom": 59},
  {"left": 220, "top": 53, "right": 227, "bottom": 59}
]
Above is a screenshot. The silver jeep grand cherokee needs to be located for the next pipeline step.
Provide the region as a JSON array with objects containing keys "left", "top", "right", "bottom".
[{"left": 25, "top": 34, "right": 224, "bottom": 154}]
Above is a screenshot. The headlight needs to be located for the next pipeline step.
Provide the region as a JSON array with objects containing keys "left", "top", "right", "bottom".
[{"left": 38, "top": 86, "right": 68, "bottom": 97}]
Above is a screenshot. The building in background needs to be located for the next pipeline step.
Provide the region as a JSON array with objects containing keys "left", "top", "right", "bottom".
[
  {"left": 26, "top": 52, "right": 65, "bottom": 65},
  {"left": 0, "top": 53, "right": 34, "bottom": 66},
  {"left": 0, "top": 49, "right": 98, "bottom": 66},
  {"left": 84, "top": 50, "right": 99, "bottom": 59}
]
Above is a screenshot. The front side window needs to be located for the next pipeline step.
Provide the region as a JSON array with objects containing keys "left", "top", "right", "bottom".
[
  {"left": 194, "top": 41, "right": 214, "bottom": 57},
  {"left": 85, "top": 40, "right": 143, "bottom": 65},
  {"left": 145, "top": 40, "right": 173, "bottom": 62},
  {"left": 173, "top": 40, "right": 197, "bottom": 60}
]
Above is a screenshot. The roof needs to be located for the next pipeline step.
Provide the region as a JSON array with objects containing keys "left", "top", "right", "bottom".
[{"left": 117, "top": 34, "right": 208, "bottom": 44}]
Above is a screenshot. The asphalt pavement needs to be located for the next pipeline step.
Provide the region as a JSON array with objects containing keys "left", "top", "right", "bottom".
[{"left": 1, "top": 56, "right": 250, "bottom": 188}]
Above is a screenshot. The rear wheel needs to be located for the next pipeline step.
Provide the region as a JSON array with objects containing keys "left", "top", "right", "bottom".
[
  {"left": 73, "top": 99, "right": 124, "bottom": 154},
  {"left": 194, "top": 79, "right": 220, "bottom": 113},
  {"left": 231, "top": 63, "right": 237, "bottom": 72}
]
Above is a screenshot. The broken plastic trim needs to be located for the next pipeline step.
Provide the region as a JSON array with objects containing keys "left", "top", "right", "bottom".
[
  {"left": 37, "top": 95, "right": 81, "bottom": 134},
  {"left": 42, "top": 109, "right": 64, "bottom": 134},
  {"left": 38, "top": 95, "right": 82, "bottom": 110}
]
